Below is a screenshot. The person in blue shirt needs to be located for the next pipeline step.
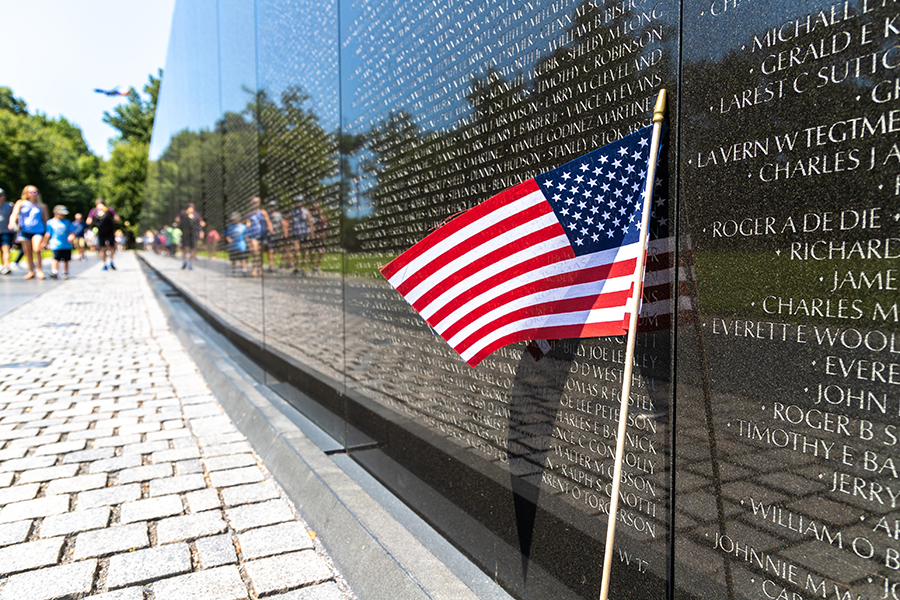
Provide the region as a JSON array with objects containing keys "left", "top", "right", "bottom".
[
  {"left": 225, "top": 212, "right": 248, "bottom": 276},
  {"left": 72, "top": 213, "right": 87, "bottom": 261},
  {"left": 41, "top": 205, "right": 75, "bottom": 279}
]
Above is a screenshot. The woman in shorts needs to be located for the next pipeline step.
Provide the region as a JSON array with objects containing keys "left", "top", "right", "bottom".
[{"left": 8, "top": 185, "right": 48, "bottom": 279}]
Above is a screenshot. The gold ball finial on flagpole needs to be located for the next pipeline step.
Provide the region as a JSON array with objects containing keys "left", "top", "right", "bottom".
[{"left": 653, "top": 89, "right": 667, "bottom": 123}]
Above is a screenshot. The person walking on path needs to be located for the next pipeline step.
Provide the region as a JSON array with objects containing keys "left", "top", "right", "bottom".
[
  {"left": 86, "top": 198, "right": 120, "bottom": 271},
  {"left": 0, "top": 188, "right": 14, "bottom": 275},
  {"left": 42, "top": 205, "right": 76, "bottom": 279},
  {"left": 8, "top": 185, "right": 48, "bottom": 280},
  {"left": 72, "top": 213, "right": 87, "bottom": 261}
]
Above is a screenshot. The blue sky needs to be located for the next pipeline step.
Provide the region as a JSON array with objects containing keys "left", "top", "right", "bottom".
[{"left": 0, "top": 0, "right": 176, "bottom": 158}]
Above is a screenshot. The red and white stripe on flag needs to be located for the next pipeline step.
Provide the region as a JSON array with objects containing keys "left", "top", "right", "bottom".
[{"left": 381, "top": 126, "right": 655, "bottom": 367}]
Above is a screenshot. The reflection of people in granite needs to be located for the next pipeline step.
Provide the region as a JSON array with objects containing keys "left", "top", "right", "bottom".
[
  {"left": 268, "top": 200, "right": 288, "bottom": 270},
  {"left": 309, "top": 201, "right": 328, "bottom": 274},
  {"left": 205, "top": 228, "right": 220, "bottom": 259},
  {"left": 226, "top": 212, "right": 248, "bottom": 276},
  {"left": 175, "top": 202, "right": 205, "bottom": 270},
  {"left": 245, "top": 196, "right": 274, "bottom": 277},
  {"left": 290, "top": 195, "right": 313, "bottom": 276}
]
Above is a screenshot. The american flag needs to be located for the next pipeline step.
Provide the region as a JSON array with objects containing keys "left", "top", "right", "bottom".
[{"left": 381, "top": 126, "right": 658, "bottom": 367}]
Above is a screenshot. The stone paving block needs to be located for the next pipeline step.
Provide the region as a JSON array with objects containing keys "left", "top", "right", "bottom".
[
  {"left": 0, "top": 446, "right": 28, "bottom": 462},
  {"left": 19, "top": 417, "right": 67, "bottom": 430},
  {"left": 6, "top": 432, "right": 58, "bottom": 446},
  {"left": 152, "top": 564, "right": 248, "bottom": 600},
  {"left": 116, "top": 422, "right": 161, "bottom": 436},
  {"left": 198, "top": 432, "right": 246, "bottom": 447},
  {"left": 0, "top": 558, "right": 97, "bottom": 600},
  {"left": 225, "top": 499, "right": 295, "bottom": 532},
  {"left": 107, "top": 542, "right": 192, "bottom": 588},
  {"left": 204, "top": 453, "right": 257, "bottom": 472},
  {"left": 42, "top": 421, "right": 89, "bottom": 434},
  {"left": 103, "top": 417, "right": 139, "bottom": 429},
  {"left": 120, "top": 494, "right": 184, "bottom": 524},
  {"left": 183, "top": 403, "right": 221, "bottom": 419},
  {"left": 0, "top": 455, "right": 57, "bottom": 473},
  {"left": 202, "top": 441, "right": 254, "bottom": 457},
  {"left": 221, "top": 481, "right": 280, "bottom": 507},
  {"left": 77, "top": 483, "right": 141, "bottom": 510},
  {"left": 72, "top": 522, "right": 148, "bottom": 559},
  {"left": 149, "top": 473, "right": 206, "bottom": 497},
  {"left": 44, "top": 473, "right": 107, "bottom": 496},
  {"left": 88, "top": 454, "right": 142, "bottom": 473},
  {"left": 185, "top": 488, "right": 220, "bottom": 513},
  {"left": 3, "top": 414, "right": 51, "bottom": 426},
  {"left": 245, "top": 551, "right": 332, "bottom": 596},
  {"left": 0, "top": 472, "right": 12, "bottom": 487},
  {"left": 121, "top": 440, "right": 171, "bottom": 456},
  {"left": 170, "top": 436, "right": 197, "bottom": 449},
  {"left": 237, "top": 521, "right": 313, "bottom": 559},
  {"left": 0, "top": 519, "right": 31, "bottom": 547},
  {"left": 0, "top": 495, "right": 70, "bottom": 523},
  {"left": 190, "top": 416, "right": 236, "bottom": 437},
  {"left": 0, "top": 536, "right": 64, "bottom": 575},
  {"left": 151, "top": 446, "right": 200, "bottom": 463},
  {"left": 0, "top": 429, "right": 34, "bottom": 442},
  {"left": 33, "top": 440, "right": 87, "bottom": 456},
  {"left": 18, "top": 464, "right": 79, "bottom": 484},
  {"left": 175, "top": 459, "right": 204, "bottom": 475},
  {"left": 117, "top": 463, "right": 172, "bottom": 484},
  {"left": 195, "top": 533, "right": 237, "bottom": 568},
  {"left": 93, "top": 433, "right": 142, "bottom": 448},
  {"left": 87, "top": 588, "right": 144, "bottom": 600},
  {"left": 156, "top": 510, "right": 227, "bottom": 543},
  {"left": 40, "top": 506, "right": 110, "bottom": 537},
  {"left": 63, "top": 446, "right": 115, "bottom": 464},
  {"left": 209, "top": 466, "right": 265, "bottom": 488},
  {"left": 65, "top": 426, "right": 114, "bottom": 441},
  {"left": 0, "top": 482, "right": 40, "bottom": 505},
  {"left": 147, "top": 428, "right": 192, "bottom": 442},
  {"left": 267, "top": 582, "right": 345, "bottom": 600}
]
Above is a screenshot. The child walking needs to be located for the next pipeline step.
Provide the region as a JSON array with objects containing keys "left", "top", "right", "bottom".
[{"left": 43, "top": 205, "right": 75, "bottom": 279}]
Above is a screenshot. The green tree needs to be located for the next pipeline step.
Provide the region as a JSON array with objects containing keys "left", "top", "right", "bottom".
[
  {"left": 0, "top": 87, "right": 99, "bottom": 213},
  {"left": 100, "top": 70, "right": 161, "bottom": 239},
  {"left": 102, "top": 70, "right": 161, "bottom": 145}
]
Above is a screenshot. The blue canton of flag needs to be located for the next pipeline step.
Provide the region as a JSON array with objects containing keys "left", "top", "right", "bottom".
[{"left": 535, "top": 128, "right": 651, "bottom": 257}]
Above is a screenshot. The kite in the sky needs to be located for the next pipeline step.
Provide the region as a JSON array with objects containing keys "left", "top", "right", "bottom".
[{"left": 93, "top": 87, "right": 130, "bottom": 97}]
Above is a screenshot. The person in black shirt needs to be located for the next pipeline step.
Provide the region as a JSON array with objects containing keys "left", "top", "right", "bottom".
[{"left": 86, "top": 199, "right": 120, "bottom": 271}]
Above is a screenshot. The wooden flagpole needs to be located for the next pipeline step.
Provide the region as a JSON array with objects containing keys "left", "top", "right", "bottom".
[{"left": 598, "top": 88, "right": 667, "bottom": 600}]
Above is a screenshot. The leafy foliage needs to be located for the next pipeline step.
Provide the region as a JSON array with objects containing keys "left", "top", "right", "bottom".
[
  {"left": 0, "top": 87, "right": 99, "bottom": 214},
  {"left": 99, "top": 71, "right": 161, "bottom": 238}
]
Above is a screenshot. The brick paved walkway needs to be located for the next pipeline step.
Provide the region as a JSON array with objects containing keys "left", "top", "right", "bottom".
[{"left": 0, "top": 253, "right": 355, "bottom": 600}]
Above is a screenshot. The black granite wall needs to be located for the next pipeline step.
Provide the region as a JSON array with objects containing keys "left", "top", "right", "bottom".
[{"left": 143, "top": 0, "right": 899, "bottom": 598}]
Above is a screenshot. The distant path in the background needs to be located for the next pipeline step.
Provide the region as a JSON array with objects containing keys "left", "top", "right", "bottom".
[{"left": 0, "top": 254, "right": 102, "bottom": 318}]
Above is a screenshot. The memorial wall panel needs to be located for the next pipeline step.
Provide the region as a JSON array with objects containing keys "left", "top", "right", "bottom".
[
  {"left": 141, "top": 0, "right": 898, "bottom": 598},
  {"left": 255, "top": 0, "right": 347, "bottom": 392},
  {"left": 675, "top": 0, "right": 899, "bottom": 598}
]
